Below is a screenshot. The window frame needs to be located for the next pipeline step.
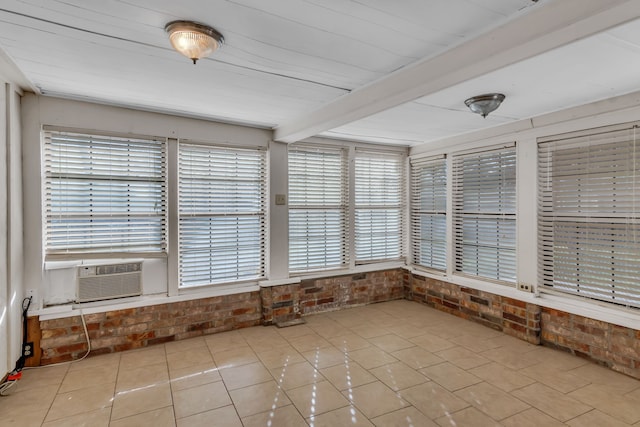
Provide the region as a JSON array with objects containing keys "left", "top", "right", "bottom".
[
  {"left": 451, "top": 144, "right": 517, "bottom": 284},
  {"left": 410, "top": 155, "right": 447, "bottom": 272},
  {"left": 177, "top": 141, "right": 267, "bottom": 288},
  {"left": 288, "top": 143, "right": 349, "bottom": 274},
  {"left": 538, "top": 123, "right": 640, "bottom": 308},
  {"left": 43, "top": 129, "right": 167, "bottom": 260},
  {"left": 354, "top": 149, "right": 406, "bottom": 264}
]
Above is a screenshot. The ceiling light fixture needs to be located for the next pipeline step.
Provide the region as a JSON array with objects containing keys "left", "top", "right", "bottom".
[
  {"left": 165, "top": 20, "right": 224, "bottom": 64},
  {"left": 464, "top": 93, "right": 505, "bottom": 118}
]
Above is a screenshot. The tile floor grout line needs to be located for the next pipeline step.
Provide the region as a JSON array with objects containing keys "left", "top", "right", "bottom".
[
  {"left": 37, "top": 362, "right": 70, "bottom": 426},
  {"left": 162, "top": 343, "right": 180, "bottom": 427},
  {"left": 106, "top": 355, "right": 120, "bottom": 427}
]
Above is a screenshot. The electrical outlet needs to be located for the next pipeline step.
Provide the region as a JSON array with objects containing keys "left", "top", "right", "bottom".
[
  {"left": 517, "top": 282, "right": 533, "bottom": 293},
  {"left": 23, "top": 342, "right": 34, "bottom": 359}
]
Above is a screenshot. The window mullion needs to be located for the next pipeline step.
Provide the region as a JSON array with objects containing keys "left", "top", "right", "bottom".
[
  {"left": 167, "top": 138, "right": 179, "bottom": 296},
  {"left": 348, "top": 146, "right": 356, "bottom": 269}
]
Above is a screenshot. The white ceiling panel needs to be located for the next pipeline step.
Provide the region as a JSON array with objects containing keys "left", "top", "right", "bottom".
[
  {"left": 322, "top": 101, "right": 515, "bottom": 145},
  {"left": 1, "top": 0, "right": 639, "bottom": 146},
  {"left": 0, "top": 0, "right": 539, "bottom": 131},
  {"left": 320, "top": 16, "right": 640, "bottom": 145}
]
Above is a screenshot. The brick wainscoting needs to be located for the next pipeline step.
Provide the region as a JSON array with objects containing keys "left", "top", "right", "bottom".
[
  {"left": 37, "top": 292, "right": 260, "bottom": 365},
  {"left": 541, "top": 307, "right": 640, "bottom": 378},
  {"left": 404, "top": 272, "right": 541, "bottom": 344},
  {"left": 33, "top": 268, "right": 640, "bottom": 380},
  {"left": 260, "top": 283, "right": 301, "bottom": 325},
  {"left": 404, "top": 271, "right": 640, "bottom": 379},
  {"left": 261, "top": 269, "right": 405, "bottom": 325}
]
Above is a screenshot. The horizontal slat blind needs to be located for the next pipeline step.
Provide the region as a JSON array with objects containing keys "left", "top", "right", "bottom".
[
  {"left": 410, "top": 156, "right": 447, "bottom": 270},
  {"left": 538, "top": 126, "right": 640, "bottom": 308},
  {"left": 179, "top": 143, "right": 266, "bottom": 287},
  {"left": 44, "top": 131, "right": 166, "bottom": 255},
  {"left": 452, "top": 146, "right": 516, "bottom": 283},
  {"left": 355, "top": 150, "right": 405, "bottom": 262},
  {"left": 289, "top": 145, "right": 348, "bottom": 272}
]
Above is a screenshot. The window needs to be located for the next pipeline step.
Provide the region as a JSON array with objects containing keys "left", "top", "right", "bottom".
[
  {"left": 411, "top": 156, "right": 447, "bottom": 271},
  {"left": 355, "top": 150, "right": 405, "bottom": 262},
  {"left": 179, "top": 143, "right": 266, "bottom": 287},
  {"left": 538, "top": 125, "right": 640, "bottom": 308},
  {"left": 289, "top": 145, "right": 348, "bottom": 273},
  {"left": 44, "top": 131, "right": 166, "bottom": 256},
  {"left": 452, "top": 145, "right": 516, "bottom": 283}
]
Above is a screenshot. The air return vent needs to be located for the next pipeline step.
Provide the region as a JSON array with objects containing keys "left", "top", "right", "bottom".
[{"left": 77, "top": 262, "right": 142, "bottom": 303}]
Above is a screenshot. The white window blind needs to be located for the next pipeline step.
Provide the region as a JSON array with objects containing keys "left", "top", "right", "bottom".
[
  {"left": 179, "top": 143, "right": 266, "bottom": 287},
  {"left": 411, "top": 156, "right": 447, "bottom": 271},
  {"left": 44, "top": 131, "right": 166, "bottom": 256},
  {"left": 289, "top": 145, "right": 348, "bottom": 273},
  {"left": 538, "top": 125, "right": 640, "bottom": 308},
  {"left": 452, "top": 146, "right": 516, "bottom": 283},
  {"left": 355, "top": 150, "right": 405, "bottom": 263}
]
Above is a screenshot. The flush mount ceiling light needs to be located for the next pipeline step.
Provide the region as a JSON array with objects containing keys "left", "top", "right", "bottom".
[
  {"left": 464, "top": 93, "right": 505, "bottom": 118},
  {"left": 165, "top": 20, "right": 224, "bottom": 64}
]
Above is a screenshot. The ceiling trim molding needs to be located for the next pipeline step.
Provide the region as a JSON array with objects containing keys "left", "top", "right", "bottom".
[
  {"left": 0, "top": 46, "right": 35, "bottom": 92},
  {"left": 274, "top": 0, "right": 640, "bottom": 143}
]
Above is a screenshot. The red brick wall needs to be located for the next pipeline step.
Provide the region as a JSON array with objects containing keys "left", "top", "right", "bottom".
[
  {"left": 261, "top": 269, "right": 405, "bottom": 325},
  {"left": 260, "top": 283, "right": 301, "bottom": 325},
  {"left": 405, "top": 273, "right": 541, "bottom": 344},
  {"left": 38, "top": 270, "right": 404, "bottom": 363},
  {"left": 405, "top": 272, "right": 640, "bottom": 379},
  {"left": 34, "top": 268, "right": 640, "bottom": 380},
  {"left": 38, "top": 292, "right": 260, "bottom": 365},
  {"left": 541, "top": 307, "right": 640, "bottom": 378},
  {"left": 301, "top": 269, "right": 405, "bottom": 314}
]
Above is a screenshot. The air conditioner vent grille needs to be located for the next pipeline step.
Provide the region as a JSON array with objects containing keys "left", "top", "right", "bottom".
[
  {"left": 77, "top": 262, "right": 142, "bottom": 303},
  {"left": 96, "top": 262, "right": 141, "bottom": 275}
]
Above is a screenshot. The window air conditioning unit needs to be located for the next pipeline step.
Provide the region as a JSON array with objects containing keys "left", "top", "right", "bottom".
[{"left": 77, "top": 261, "right": 142, "bottom": 303}]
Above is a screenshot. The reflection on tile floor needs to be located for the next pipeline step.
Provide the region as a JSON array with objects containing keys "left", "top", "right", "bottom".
[{"left": 2, "top": 300, "right": 640, "bottom": 426}]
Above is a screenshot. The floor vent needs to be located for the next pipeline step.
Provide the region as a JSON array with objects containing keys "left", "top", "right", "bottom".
[{"left": 77, "top": 262, "right": 142, "bottom": 303}]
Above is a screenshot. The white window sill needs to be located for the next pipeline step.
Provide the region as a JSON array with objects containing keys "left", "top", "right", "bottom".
[{"left": 33, "top": 283, "right": 260, "bottom": 321}]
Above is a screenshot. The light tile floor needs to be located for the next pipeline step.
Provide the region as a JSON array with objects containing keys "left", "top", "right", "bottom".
[{"left": 2, "top": 300, "right": 640, "bottom": 426}]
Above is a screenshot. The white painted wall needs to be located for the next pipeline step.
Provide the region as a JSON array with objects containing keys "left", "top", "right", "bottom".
[
  {"left": 8, "top": 86, "right": 23, "bottom": 374},
  {"left": 268, "top": 140, "right": 290, "bottom": 280},
  {"left": 0, "top": 80, "right": 24, "bottom": 376},
  {"left": 0, "top": 78, "right": 9, "bottom": 376}
]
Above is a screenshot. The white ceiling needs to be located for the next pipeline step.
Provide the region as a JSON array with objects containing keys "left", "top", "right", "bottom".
[{"left": 0, "top": 0, "right": 639, "bottom": 147}]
